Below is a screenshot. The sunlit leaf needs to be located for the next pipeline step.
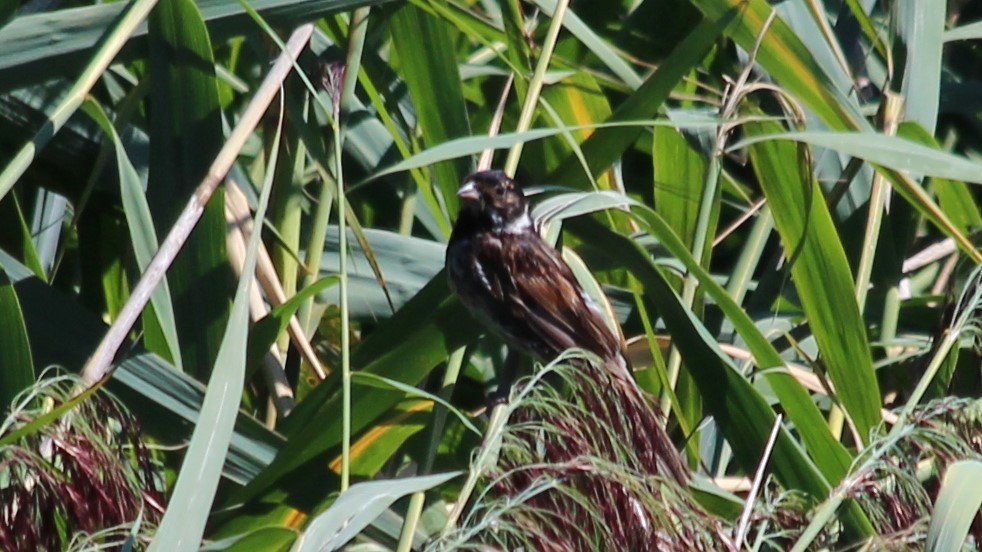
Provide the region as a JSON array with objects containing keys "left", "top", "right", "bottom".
[
  {"left": 926, "top": 460, "right": 982, "bottom": 552},
  {"left": 292, "top": 471, "right": 461, "bottom": 552}
]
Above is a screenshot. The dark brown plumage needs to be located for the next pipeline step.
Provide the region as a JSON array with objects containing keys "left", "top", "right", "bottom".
[
  {"left": 446, "top": 170, "right": 632, "bottom": 381},
  {"left": 446, "top": 170, "right": 688, "bottom": 483}
]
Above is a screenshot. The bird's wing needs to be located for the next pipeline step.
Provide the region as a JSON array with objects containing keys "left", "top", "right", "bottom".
[{"left": 475, "top": 233, "right": 622, "bottom": 363}]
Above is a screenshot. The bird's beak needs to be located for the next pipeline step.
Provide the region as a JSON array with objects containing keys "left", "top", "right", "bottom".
[{"left": 457, "top": 181, "right": 480, "bottom": 202}]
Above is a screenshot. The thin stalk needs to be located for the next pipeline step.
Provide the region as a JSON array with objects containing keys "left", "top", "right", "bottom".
[
  {"left": 341, "top": 8, "right": 371, "bottom": 109},
  {"left": 724, "top": 205, "right": 773, "bottom": 304},
  {"left": 790, "top": 487, "right": 847, "bottom": 552},
  {"left": 333, "top": 9, "right": 373, "bottom": 492},
  {"left": 342, "top": 41, "right": 446, "bottom": 236},
  {"left": 660, "top": 154, "right": 720, "bottom": 418},
  {"left": 881, "top": 285, "right": 901, "bottom": 358},
  {"left": 835, "top": 93, "right": 902, "bottom": 441},
  {"left": 894, "top": 263, "right": 981, "bottom": 433},
  {"left": 268, "top": 122, "right": 304, "bottom": 350},
  {"left": 802, "top": 0, "right": 852, "bottom": 82},
  {"left": 827, "top": 406, "right": 845, "bottom": 441},
  {"left": 633, "top": 286, "right": 696, "bottom": 463},
  {"left": 299, "top": 105, "right": 335, "bottom": 335},
  {"left": 791, "top": 426, "right": 915, "bottom": 551},
  {"left": 503, "top": 0, "right": 569, "bottom": 175},
  {"left": 891, "top": 320, "right": 974, "bottom": 435},
  {"left": 80, "top": 25, "right": 315, "bottom": 384},
  {"left": 398, "top": 193, "right": 416, "bottom": 235},
  {"left": 397, "top": 494, "right": 425, "bottom": 552},
  {"left": 443, "top": 398, "right": 511, "bottom": 535},
  {"left": 334, "top": 111, "right": 351, "bottom": 492},
  {"left": 734, "top": 414, "right": 783, "bottom": 548},
  {"left": 299, "top": 8, "right": 370, "bottom": 336},
  {"left": 397, "top": 347, "right": 467, "bottom": 552},
  {"left": 855, "top": 92, "right": 903, "bottom": 312}
]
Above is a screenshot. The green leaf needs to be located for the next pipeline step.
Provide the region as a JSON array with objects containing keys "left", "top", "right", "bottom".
[
  {"left": 688, "top": 476, "right": 743, "bottom": 520},
  {"left": 291, "top": 471, "right": 461, "bottom": 552},
  {"left": 147, "top": 36, "right": 279, "bottom": 548},
  {"left": 246, "top": 276, "right": 339, "bottom": 372},
  {"left": 0, "top": 192, "right": 45, "bottom": 281},
  {"left": 352, "top": 372, "right": 480, "bottom": 437},
  {"left": 318, "top": 227, "right": 443, "bottom": 318},
  {"left": 147, "top": 0, "right": 231, "bottom": 378},
  {"left": 0, "top": 0, "right": 159, "bottom": 202},
  {"left": 364, "top": 119, "right": 742, "bottom": 185},
  {"left": 0, "top": 0, "right": 396, "bottom": 90},
  {"left": 689, "top": 0, "right": 866, "bottom": 131},
  {"left": 230, "top": 274, "right": 476, "bottom": 506},
  {"left": 530, "top": 0, "right": 641, "bottom": 89},
  {"left": 731, "top": 130, "right": 982, "bottom": 185},
  {"left": 533, "top": 72, "right": 614, "bottom": 188},
  {"left": 200, "top": 527, "right": 297, "bottom": 552},
  {"left": 498, "top": 0, "right": 532, "bottom": 100},
  {"left": 342, "top": 400, "right": 431, "bottom": 479},
  {"left": 729, "top": 129, "right": 980, "bottom": 260},
  {"left": 895, "top": 122, "right": 982, "bottom": 234},
  {"left": 0, "top": 266, "right": 34, "bottom": 408},
  {"left": 80, "top": 99, "right": 183, "bottom": 370},
  {"left": 652, "top": 124, "right": 710, "bottom": 254},
  {"left": 944, "top": 19, "right": 982, "bottom": 42},
  {"left": 743, "top": 121, "right": 881, "bottom": 444},
  {"left": 895, "top": 0, "right": 944, "bottom": 134},
  {"left": 548, "top": 13, "right": 731, "bottom": 187},
  {"left": 926, "top": 460, "right": 982, "bottom": 552},
  {"left": 388, "top": 2, "right": 471, "bottom": 221}
]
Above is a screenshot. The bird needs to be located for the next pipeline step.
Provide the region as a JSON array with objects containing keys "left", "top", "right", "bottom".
[
  {"left": 445, "top": 169, "right": 632, "bottom": 382},
  {"left": 445, "top": 170, "right": 688, "bottom": 483}
]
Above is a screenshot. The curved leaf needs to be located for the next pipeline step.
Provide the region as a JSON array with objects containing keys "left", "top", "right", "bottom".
[
  {"left": 0, "top": 266, "right": 34, "bottom": 407},
  {"left": 292, "top": 471, "right": 461, "bottom": 552},
  {"left": 926, "top": 460, "right": 982, "bottom": 552},
  {"left": 743, "top": 122, "right": 881, "bottom": 444}
]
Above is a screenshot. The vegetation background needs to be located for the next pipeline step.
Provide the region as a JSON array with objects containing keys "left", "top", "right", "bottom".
[{"left": 0, "top": 0, "right": 980, "bottom": 549}]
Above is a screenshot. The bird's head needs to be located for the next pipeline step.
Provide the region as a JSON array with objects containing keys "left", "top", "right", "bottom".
[{"left": 456, "top": 170, "right": 530, "bottom": 233}]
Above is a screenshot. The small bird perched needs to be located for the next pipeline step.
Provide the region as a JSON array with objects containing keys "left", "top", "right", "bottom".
[
  {"left": 446, "top": 169, "right": 687, "bottom": 483},
  {"left": 446, "top": 169, "right": 631, "bottom": 382}
]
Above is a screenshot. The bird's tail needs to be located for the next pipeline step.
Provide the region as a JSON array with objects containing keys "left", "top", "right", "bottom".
[{"left": 557, "top": 354, "right": 689, "bottom": 485}]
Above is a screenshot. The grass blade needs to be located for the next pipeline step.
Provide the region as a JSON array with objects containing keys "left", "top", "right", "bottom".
[
  {"left": 0, "top": 267, "right": 34, "bottom": 407},
  {"left": 549, "top": 13, "right": 731, "bottom": 187},
  {"left": 744, "top": 121, "right": 881, "bottom": 444},
  {"left": 292, "top": 471, "right": 461, "bottom": 552},
  {"left": 388, "top": 2, "right": 471, "bottom": 221},
  {"left": 926, "top": 460, "right": 982, "bottom": 552},
  {"left": 147, "top": 0, "right": 230, "bottom": 377},
  {"left": 80, "top": 99, "right": 183, "bottom": 370},
  {"left": 147, "top": 68, "right": 282, "bottom": 552},
  {"left": 896, "top": 0, "right": 944, "bottom": 134}
]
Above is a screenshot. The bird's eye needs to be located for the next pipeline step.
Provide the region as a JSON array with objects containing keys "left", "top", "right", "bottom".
[{"left": 495, "top": 188, "right": 505, "bottom": 197}]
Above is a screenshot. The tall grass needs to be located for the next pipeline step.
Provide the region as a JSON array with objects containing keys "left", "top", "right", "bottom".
[{"left": 0, "top": 0, "right": 980, "bottom": 549}]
